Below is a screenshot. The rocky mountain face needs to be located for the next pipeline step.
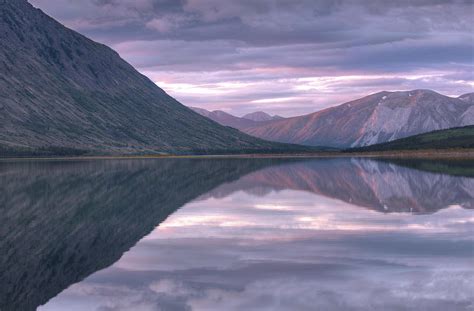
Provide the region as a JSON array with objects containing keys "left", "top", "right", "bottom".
[
  {"left": 243, "top": 90, "right": 474, "bottom": 148},
  {"left": 350, "top": 125, "right": 474, "bottom": 152},
  {"left": 0, "top": 0, "right": 302, "bottom": 155},
  {"left": 242, "top": 111, "right": 283, "bottom": 122},
  {"left": 459, "top": 92, "right": 474, "bottom": 103}
]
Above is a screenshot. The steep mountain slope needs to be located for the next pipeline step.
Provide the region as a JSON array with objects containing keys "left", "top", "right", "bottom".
[
  {"left": 242, "top": 111, "right": 283, "bottom": 122},
  {"left": 349, "top": 125, "right": 474, "bottom": 152},
  {"left": 0, "top": 0, "right": 304, "bottom": 155},
  {"left": 243, "top": 90, "right": 474, "bottom": 148}
]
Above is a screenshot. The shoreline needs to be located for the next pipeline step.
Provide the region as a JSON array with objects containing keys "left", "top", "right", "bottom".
[{"left": 1, "top": 149, "right": 474, "bottom": 162}]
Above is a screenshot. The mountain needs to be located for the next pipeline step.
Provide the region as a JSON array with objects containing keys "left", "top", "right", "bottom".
[
  {"left": 242, "top": 111, "right": 284, "bottom": 122},
  {"left": 348, "top": 125, "right": 474, "bottom": 152},
  {"left": 459, "top": 92, "right": 474, "bottom": 103},
  {"left": 0, "top": 0, "right": 305, "bottom": 156},
  {"left": 190, "top": 107, "right": 258, "bottom": 129},
  {"left": 190, "top": 107, "right": 283, "bottom": 129},
  {"left": 243, "top": 90, "right": 474, "bottom": 148}
]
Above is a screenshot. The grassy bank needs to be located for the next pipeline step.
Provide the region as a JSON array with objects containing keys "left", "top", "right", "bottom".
[{"left": 1, "top": 148, "right": 474, "bottom": 162}]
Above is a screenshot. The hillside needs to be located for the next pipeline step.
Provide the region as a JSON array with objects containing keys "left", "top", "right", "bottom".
[
  {"left": 348, "top": 126, "right": 474, "bottom": 152},
  {"left": 0, "top": 0, "right": 306, "bottom": 156},
  {"left": 242, "top": 90, "right": 474, "bottom": 148}
]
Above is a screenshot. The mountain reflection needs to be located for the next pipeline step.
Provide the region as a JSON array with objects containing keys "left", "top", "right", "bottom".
[
  {"left": 0, "top": 159, "right": 281, "bottom": 311},
  {"left": 1, "top": 158, "right": 473, "bottom": 311},
  {"left": 200, "top": 158, "right": 474, "bottom": 214}
]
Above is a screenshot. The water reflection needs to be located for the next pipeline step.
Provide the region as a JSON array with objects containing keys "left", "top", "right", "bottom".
[
  {"left": 0, "top": 158, "right": 473, "bottom": 311},
  {"left": 0, "top": 158, "right": 280, "bottom": 311},
  {"left": 200, "top": 158, "right": 474, "bottom": 214}
]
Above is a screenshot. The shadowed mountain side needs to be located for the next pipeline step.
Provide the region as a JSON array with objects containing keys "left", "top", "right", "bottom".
[
  {"left": 0, "top": 158, "right": 294, "bottom": 311},
  {"left": 198, "top": 159, "right": 474, "bottom": 214},
  {"left": 0, "top": 1, "right": 306, "bottom": 156}
]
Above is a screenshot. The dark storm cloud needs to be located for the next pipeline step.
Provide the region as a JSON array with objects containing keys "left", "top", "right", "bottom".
[
  {"left": 29, "top": 0, "right": 474, "bottom": 115},
  {"left": 33, "top": 0, "right": 472, "bottom": 43}
]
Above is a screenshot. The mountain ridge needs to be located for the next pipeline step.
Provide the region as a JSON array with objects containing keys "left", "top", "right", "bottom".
[
  {"left": 190, "top": 107, "right": 259, "bottom": 129},
  {"left": 0, "top": 0, "right": 308, "bottom": 156},
  {"left": 242, "top": 111, "right": 283, "bottom": 122},
  {"left": 190, "top": 107, "right": 285, "bottom": 129},
  {"left": 242, "top": 90, "right": 474, "bottom": 148}
]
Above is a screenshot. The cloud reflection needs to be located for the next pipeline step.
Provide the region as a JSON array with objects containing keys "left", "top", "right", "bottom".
[{"left": 40, "top": 159, "right": 474, "bottom": 311}]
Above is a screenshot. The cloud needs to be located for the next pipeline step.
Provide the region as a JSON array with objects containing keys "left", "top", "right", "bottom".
[
  {"left": 29, "top": 0, "right": 474, "bottom": 115},
  {"left": 146, "top": 17, "right": 179, "bottom": 33}
]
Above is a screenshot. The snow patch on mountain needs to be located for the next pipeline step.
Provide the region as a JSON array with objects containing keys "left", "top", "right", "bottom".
[{"left": 353, "top": 104, "right": 413, "bottom": 146}]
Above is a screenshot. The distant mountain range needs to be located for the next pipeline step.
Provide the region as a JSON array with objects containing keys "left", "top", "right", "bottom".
[
  {"left": 192, "top": 90, "right": 474, "bottom": 149},
  {"left": 0, "top": 0, "right": 305, "bottom": 156},
  {"left": 190, "top": 107, "right": 259, "bottom": 129},
  {"left": 191, "top": 107, "right": 283, "bottom": 129},
  {"left": 242, "top": 111, "right": 284, "bottom": 122}
]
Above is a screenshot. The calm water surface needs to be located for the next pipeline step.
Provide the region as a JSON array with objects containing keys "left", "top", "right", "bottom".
[{"left": 1, "top": 158, "right": 473, "bottom": 311}]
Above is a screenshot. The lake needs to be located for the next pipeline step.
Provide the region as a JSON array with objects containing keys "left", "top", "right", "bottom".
[{"left": 1, "top": 157, "right": 473, "bottom": 311}]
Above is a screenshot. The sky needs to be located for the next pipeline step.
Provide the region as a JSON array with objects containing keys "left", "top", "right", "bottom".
[{"left": 29, "top": 0, "right": 474, "bottom": 116}]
